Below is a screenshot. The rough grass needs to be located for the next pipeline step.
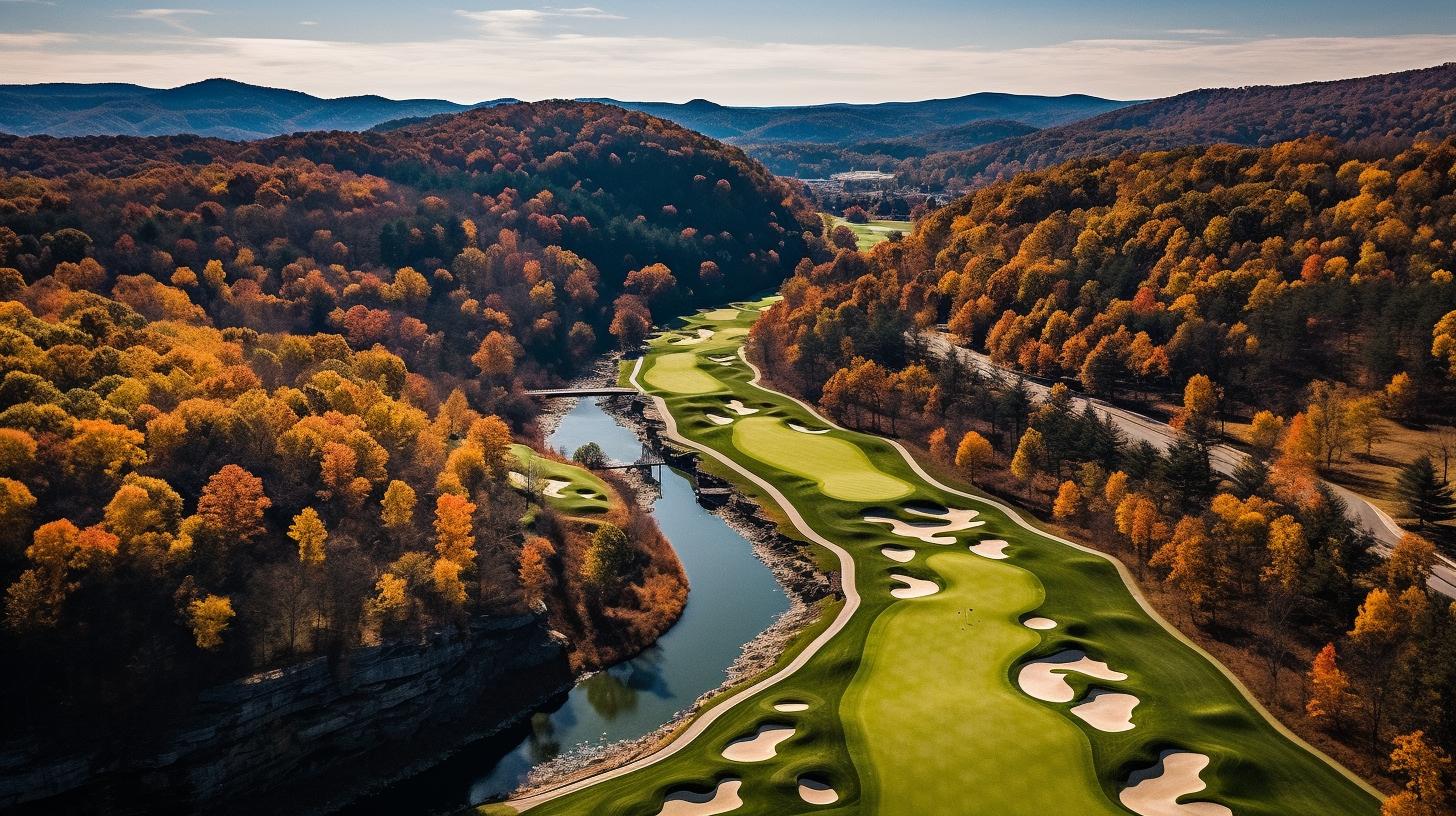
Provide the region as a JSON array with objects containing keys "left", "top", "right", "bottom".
[{"left": 509, "top": 296, "right": 1379, "bottom": 816}]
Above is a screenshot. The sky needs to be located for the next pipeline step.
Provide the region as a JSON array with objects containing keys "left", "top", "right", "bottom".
[{"left": 2, "top": 0, "right": 1454, "bottom": 104}]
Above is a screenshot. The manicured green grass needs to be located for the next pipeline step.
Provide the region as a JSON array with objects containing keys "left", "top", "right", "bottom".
[
  {"left": 642, "top": 351, "right": 724, "bottom": 395},
  {"left": 508, "top": 295, "right": 1379, "bottom": 816},
  {"left": 732, "top": 416, "right": 913, "bottom": 503},
  {"left": 823, "top": 214, "right": 913, "bottom": 250},
  {"left": 510, "top": 443, "right": 612, "bottom": 517}
]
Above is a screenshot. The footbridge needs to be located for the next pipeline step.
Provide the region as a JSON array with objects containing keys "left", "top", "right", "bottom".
[{"left": 524, "top": 387, "right": 638, "bottom": 398}]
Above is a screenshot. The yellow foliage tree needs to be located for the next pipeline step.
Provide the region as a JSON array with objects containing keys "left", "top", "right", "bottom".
[
  {"left": 433, "top": 494, "right": 477, "bottom": 565},
  {"left": 380, "top": 479, "right": 417, "bottom": 532},
  {"left": 1052, "top": 481, "right": 1083, "bottom": 521},
  {"left": 1009, "top": 428, "right": 1045, "bottom": 481},
  {"left": 289, "top": 507, "right": 328, "bottom": 566},
  {"left": 954, "top": 431, "right": 994, "bottom": 482},
  {"left": 187, "top": 595, "right": 235, "bottom": 650}
]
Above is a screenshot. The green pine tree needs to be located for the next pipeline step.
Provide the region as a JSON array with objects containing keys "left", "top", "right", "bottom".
[{"left": 1396, "top": 455, "right": 1456, "bottom": 529}]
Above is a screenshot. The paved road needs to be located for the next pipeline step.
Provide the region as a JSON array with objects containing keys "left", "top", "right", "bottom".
[{"left": 923, "top": 332, "right": 1456, "bottom": 598}]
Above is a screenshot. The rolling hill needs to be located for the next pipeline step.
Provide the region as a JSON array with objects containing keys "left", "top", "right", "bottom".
[{"left": 0, "top": 78, "right": 516, "bottom": 140}]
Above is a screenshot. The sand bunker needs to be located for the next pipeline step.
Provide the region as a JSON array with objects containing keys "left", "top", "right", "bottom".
[
  {"left": 797, "top": 777, "right": 838, "bottom": 806},
  {"left": 507, "top": 471, "right": 527, "bottom": 489},
  {"left": 773, "top": 701, "right": 809, "bottom": 713},
  {"left": 864, "top": 506, "right": 983, "bottom": 545},
  {"left": 725, "top": 399, "right": 759, "bottom": 415},
  {"left": 969, "top": 539, "right": 1010, "bottom": 559},
  {"left": 1070, "top": 690, "right": 1139, "bottom": 732},
  {"left": 706, "top": 414, "right": 734, "bottom": 426},
  {"left": 1023, "top": 617, "right": 1058, "bottom": 630},
  {"left": 709, "top": 355, "right": 737, "bottom": 364},
  {"left": 671, "top": 328, "right": 715, "bottom": 345},
  {"left": 1017, "top": 651, "right": 1128, "bottom": 703},
  {"left": 1119, "top": 752, "right": 1231, "bottom": 816},
  {"left": 881, "top": 546, "right": 915, "bottom": 563},
  {"left": 890, "top": 574, "right": 939, "bottom": 599},
  {"left": 721, "top": 724, "right": 795, "bottom": 762},
  {"left": 788, "top": 422, "right": 830, "bottom": 434},
  {"left": 542, "top": 479, "right": 572, "bottom": 498},
  {"left": 656, "top": 779, "right": 744, "bottom": 816}
]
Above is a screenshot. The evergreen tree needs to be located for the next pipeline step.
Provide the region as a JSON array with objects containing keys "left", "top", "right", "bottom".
[{"left": 1396, "top": 455, "right": 1456, "bottom": 530}]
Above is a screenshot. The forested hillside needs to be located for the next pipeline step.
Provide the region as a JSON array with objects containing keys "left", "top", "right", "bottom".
[
  {"left": 0, "top": 100, "right": 819, "bottom": 741},
  {"left": 768, "top": 136, "right": 1456, "bottom": 409},
  {"left": 752, "top": 134, "right": 1456, "bottom": 798},
  {"left": 912, "top": 63, "right": 1456, "bottom": 188}
]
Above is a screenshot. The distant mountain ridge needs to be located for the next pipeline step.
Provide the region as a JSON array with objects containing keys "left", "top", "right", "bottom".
[
  {"left": 0, "top": 79, "right": 1130, "bottom": 149},
  {"left": 0, "top": 78, "right": 517, "bottom": 140},
  {"left": 588, "top": 92, "right": 1129, "bottom": 144},
  {"left": 915, "top": 62, "right": 1456, "bottom": 187}
]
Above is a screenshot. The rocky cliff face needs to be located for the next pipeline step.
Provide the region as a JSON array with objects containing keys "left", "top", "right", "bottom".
[{"left": 0, "top": 614, "right": 571, "bottom": 814}]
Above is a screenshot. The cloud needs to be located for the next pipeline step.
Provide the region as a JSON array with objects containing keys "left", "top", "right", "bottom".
[
  {"left": 1167, "top": 28, "right": 1232, "bottom": 36},
  {"left": 1, "top": 28, "right": 1453, "bottom": 105},
  {"left": 122, "top": 8, "right": 213, "bottom": 32},
  {"left": 299, "top": 20, "right": 318, "bottom": 26},
  {"left": 455, "top": 6, "right": 623, "bottom": 37}
]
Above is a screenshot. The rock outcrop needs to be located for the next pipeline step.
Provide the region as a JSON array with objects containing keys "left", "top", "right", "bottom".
[{"left": 0, "top": 614, "right": 571, "bottom": 814}]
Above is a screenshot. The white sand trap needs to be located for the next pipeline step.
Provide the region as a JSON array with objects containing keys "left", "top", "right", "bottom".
[
  {"left": 706, "top": 413, "right": 734, "bottom": 426},
  {"left": 1119, "top": 752, "right": 1231, "bottom": 816},
  {"left": 656, "top": 779, "right": 744, "bottom": 816},
  {"left": 969, "top": 539, "right": 1010, "bottom": 559},
  {"left": 773, "top": 701, "right": 809, "bottom": 713},
  {"left": 725, "top": 399, "right": 759, "bottom": 415},
  {"left": 798, "top": 777, "right": 838, "bottom": 806},
  {"left": 1023, "top": 617, "right": 1058, "bottom": 630},
  {"left": 709, "top": 355, "right": 737, "bottom": 364},
  {"left": 721, "top": 724, "right": 795, "bottom": 762},
  {"left": 881, "top": 546, "right": 915, "bottom": 563},
  {"left": 788, "top": 422, "right": 830, "bottom": 434},
  {"left": 507, "top": 471, "right": 527, "bottom": 489},
  {"left": 542, "top": 479, "right": 572, "bottom": 498},
  {"left": 890, "top": 574, "right": 939, "bottom": 599},
  {"left": 863, "top": 507, "right": 983, "bottom": 545},
  {"left": 1017, "top": 651, "right": 1128, "bottom": 703},
  {"left": 671, "top": 328, "right": 716, "bottom": 345},
  {"left": 1071, "top": 690, "right": 1139, "bottom": 732}
]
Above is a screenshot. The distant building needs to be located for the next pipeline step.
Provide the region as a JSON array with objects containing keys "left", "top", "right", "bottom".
[{"left": 829, "top": 170, "right": 896, "bottom": 183}]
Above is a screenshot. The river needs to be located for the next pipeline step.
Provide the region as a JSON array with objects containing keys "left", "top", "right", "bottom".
[{"left": 347, "top": 397, "right": 789, "bottom": 814}]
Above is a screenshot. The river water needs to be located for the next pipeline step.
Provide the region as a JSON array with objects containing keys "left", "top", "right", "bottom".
[{"left": 348, "top": 397, "right": 788, "bottom": 814}]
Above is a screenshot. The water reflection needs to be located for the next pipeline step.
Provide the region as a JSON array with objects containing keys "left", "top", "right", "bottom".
[{"left": 346, "top": 398, "right": 787, "bottom": 814}]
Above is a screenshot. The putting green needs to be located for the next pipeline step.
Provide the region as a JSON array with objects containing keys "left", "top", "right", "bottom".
[
  {"left": 644, "top": 352, "right": 723, "bottom": 395},
  {"left": 703, "top": 308, "right": 742, "bottom": 321},
  {"left": 732, "top": 417, "right": 914, "bottom": 502},
  {"left": 847, "top": 552, "right": 1123, "bottom": 815},
  {"left": 505, "top": 296, "right": 1379, "bottom": 816}
]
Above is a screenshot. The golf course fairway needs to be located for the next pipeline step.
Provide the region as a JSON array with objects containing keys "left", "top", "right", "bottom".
[{"left": 494, "top": 298, "right": 1381, "bottom": 816}]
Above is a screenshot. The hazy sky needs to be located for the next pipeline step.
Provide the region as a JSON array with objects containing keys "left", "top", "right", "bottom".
[{"left": 3, "top": 1, "right": 1455, "bottom": 104}]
